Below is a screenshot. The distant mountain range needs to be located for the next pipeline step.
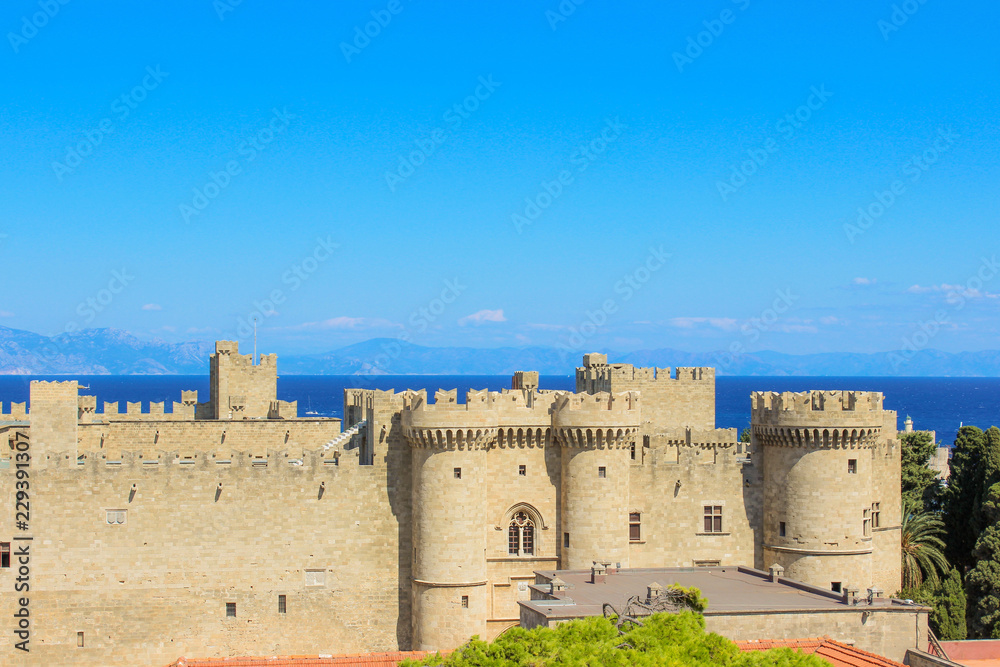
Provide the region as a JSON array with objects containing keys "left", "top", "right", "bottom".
[{"left": 1, "top": 326, "right": 998, "bottom": 376}]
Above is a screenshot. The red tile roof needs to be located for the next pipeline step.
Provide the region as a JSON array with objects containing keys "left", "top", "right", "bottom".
[
  {"left": 735, "top": 636, "right": 905, "bottom": 667},
  {"left": 164, "top": 652, "right": 442, "bottom": 667}
]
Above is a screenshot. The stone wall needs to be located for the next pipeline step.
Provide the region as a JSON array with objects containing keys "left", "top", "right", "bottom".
[
  {"left": 0, "top": 441, "right": 411, "bottom": 667},
  {"left": 705, "top": 606, "right": 928, "bottom": 665}
]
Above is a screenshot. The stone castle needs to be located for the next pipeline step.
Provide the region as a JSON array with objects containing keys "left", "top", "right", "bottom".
[{"left": 0, "top": 343, "right": 901, "bottom": 666}]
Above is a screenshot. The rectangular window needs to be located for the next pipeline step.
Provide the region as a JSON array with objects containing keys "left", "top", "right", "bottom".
[
  {"left": 872, "top": 502, "right": 881, "bottom": 529},
  {"left": 832, "top": 582, "right": 842, "bottom": 593},
  {"left": 278, "top": 595, "right": 286, "bottom": 614},
  {"left": 563, "top": 532, "right": 570, "bottom": 548},
  {"left": 226, "top": 603, "right": 236, "bottom": 618},
  {"left": 518, "top": 464, "right": 526, "bottom": 476},
  {"left": 1, "top": 542, "right": 9, "bottom": 568},
  {"left": 848, "top": 459, "right": 857, "bottom": 474},
  {"left": 461, "top": 595, "right": 469, "bottom": 608},
  {"left": 454, "top": 467, "right": 461, "bottom": 479},
  {"left": 863, "top": 508, "right": 871, "bottom": 536},
  {"left": 77, "top": 632, "right": 84, "bottom": 648},
  {"left": 598, "top": 466, "right": 606, "bottom": 478},
  {"left": 779, "top": 522, "right": 786, "bottom": 537},
  {"left": 629, "top": 513, "right": 641, "bottom": 541},
  {"left": 630, "top": 442, "right": 636, "bottom": 460},
  {"left": 704, "top": 506, "right": 723, "bottom": 533}
]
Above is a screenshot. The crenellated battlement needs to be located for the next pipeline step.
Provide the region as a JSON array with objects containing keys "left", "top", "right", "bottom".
[
  {"left": 660, "top": 427, "right": 739, "bottom": 447},
  {"left": 751, "top": 391, "right": 886, "bottom": 427},
  {"left": 551, "top": 391, "right": 640, "bottom": 449},
  {"left": 0, "top": 401, "right": 28, "bottom": 419}
]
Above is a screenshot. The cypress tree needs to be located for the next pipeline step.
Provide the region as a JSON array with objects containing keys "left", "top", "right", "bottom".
[
  {"left": 933, "top": 569, "right": 968, "bottom": 640},
  {"left": 901, "top": 430, "right": 940, "bottom": 514},
  {"left": 967, "top": 483, "right": 1000, "bottom": 638},
  {"left": 943, "top": 426, "right": 986, "bottom": 572}
]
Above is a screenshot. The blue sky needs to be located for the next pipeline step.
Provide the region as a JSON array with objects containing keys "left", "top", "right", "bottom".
[{"left": 1, "top": 1, "right": 998, "bottom": 356}]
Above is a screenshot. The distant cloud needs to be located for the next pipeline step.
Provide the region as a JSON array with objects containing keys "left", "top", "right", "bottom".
[
  {"left": 525, "top": 322, "right": 566, "bottom": 331},
  {"left": 286, "top": 316, "right": 401, "bottom": 331},
  {"left": 853, "top": 277, "right": 877, "bottom": 285},
  {"left": 667, "top": 317, "right": 738, "bottom": 331},
  {"left": 0, "top": 311, "right": 13, "bottom": 317},
  {"left": 820, "top": 316, "right": 839, "bottom": 325},
  {"left": 142, "top": 303, "right": 163, "bottom": 311},
  {"left": 907, "top": 283, "right": 999, "bottom": 301},
  {"left": 459, "top": 309, "right": 507, "bottom": 326}
]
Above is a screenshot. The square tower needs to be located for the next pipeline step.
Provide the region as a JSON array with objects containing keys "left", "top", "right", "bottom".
[{"left": 209, "top": 341, "right": 278, "bottom": 419}]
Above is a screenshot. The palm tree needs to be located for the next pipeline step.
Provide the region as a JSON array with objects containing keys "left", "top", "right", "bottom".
[{"left": 901, "top": 497, "right": 950, "bottom": 589}]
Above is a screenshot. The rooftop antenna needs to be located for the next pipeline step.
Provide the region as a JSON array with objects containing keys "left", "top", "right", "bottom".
[{"left": 253, "top": 316, "right": 258, "bottom": 366}]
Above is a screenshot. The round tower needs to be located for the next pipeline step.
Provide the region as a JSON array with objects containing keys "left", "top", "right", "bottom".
[
  {"left": 402, "top": 389, "right": 496, "bottom": 651},
  {"left": 552, "top": 391, "right": 640, "bottom": 570},
  {"left": 753, "top": 390, "right": 886, "bottom": 593}
]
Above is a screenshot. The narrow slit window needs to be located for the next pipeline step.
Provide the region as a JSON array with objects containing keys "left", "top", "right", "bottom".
[
  {"left": 77, "top": 632, "right": 84, "bottom": 648},
  {"left": 461, "top": 595, "right": 469, "bottom": 608},
  {"left": 226, "top": 603, "right": 236, "bottom": 618},
  {"left": 779, "top": 522, "right": 786, "bottom": 537},
  {"left": 0, "top": 542, "right": 9, "bottom": 568},
  {"left": 278, "top": 595, "right": 286, "bottom": 614},
  {"left": 629, "top": 513, "right": 641, "bottom": 541},
  {"left": 563, "top": 532, "right": 570, "bottom": 548},
  {"left": 598, "top": 466, "right": 606, "bottom": 478}
]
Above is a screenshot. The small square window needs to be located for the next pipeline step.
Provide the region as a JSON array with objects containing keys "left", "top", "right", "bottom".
[
  {"left": 226, "top": 603, "right": 236, "bottom": 618},
  {"left": 598, "top": 466, "right": 606, "bottom": 478},
  {"left": 0, "top": 542, "right": 9, "bottom": 568},
  {"left": 454, "top": 467, "right": 462, "bottom": 479},
  {"left": 848, "top": 459, "right": 857, "bottom": 474},
  {"left": 461, "top": 595, "right": 469, "bottom": 608},
  {"left": 518, "top": 464, "right": 526, "bottom": 476},
  {"left": 278, "top": 595, "right": 286, "bottom": 614},
  {"left": 779, "top": 522, "right": 786, "bottom": 537},
  {"left": 832, "top": 582, "right": 842, "bottom": 593},
  {"left": 563, "top": 532, "right": 570, "bottom": 548}
]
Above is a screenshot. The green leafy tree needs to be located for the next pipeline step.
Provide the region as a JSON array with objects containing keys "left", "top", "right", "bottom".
[
  {"left": 901, "top": 497, "right": 949, "bottom": 589},
  {"left": 943, "top": 426, "right": 987, "bottom": 572},
  {"left": 900, "top": 430, "right": 941, "bottom": 514},
  {"left": 967, "top": 483, "right": 1000, "bottom": 638},
  {"left": 739, "top": 428, "right": 751, "bottom": 443},
  {"left": 403, "top": 611, "right": 828, "bottom": 667},
  {"left": 901, "top": 568, "right": 967, "bottom": 640}
]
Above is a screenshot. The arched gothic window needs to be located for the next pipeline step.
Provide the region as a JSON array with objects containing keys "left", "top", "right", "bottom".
[{"left": 508, "top": 511, "right": 535, "bottom": 556}]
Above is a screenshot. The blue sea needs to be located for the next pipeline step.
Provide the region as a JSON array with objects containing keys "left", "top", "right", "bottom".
[{"left": 1, "top": 375, "right": 997, "bottom": 445}]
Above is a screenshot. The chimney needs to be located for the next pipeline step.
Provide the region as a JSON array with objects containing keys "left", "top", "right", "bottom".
[
  {"left": 646, "top": 582, "right": 664, "bottom": 604},
  {"left": 550, "top": 577, "right": 567, "bottom": 593},
  {"left": 591, "top": 562, "right": 607, "bottom": 584},
  {"left": 768, "top": 563, "right": 784, "bottom": 583},
  {"left": 844, "top": 585, "right": 860, "bottom": 605}
]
